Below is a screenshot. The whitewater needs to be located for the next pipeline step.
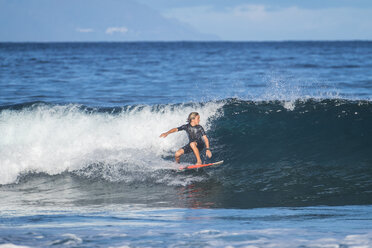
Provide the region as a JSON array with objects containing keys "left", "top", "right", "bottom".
[{"left": 0, "top": 101, "right": 222, "bottom": 185}]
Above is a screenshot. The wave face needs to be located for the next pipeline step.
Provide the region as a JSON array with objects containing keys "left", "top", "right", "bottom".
[
  {"left": 1, "top": 99, "right": 372, "bottom": 208},
  {"left": 214, "top": 98, "right": 372, "bottom": 166},
  {"left": 209, "top": 99, "right": 372, "bottom": 207}
]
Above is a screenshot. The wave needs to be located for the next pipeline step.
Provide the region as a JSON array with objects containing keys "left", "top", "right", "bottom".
[
  {"left": 0, "top": 101, "right": 223, "bottom": 185},
  {"left": 1, "top": 99, "right": 372, "bottom": 207},
  {"left": 213, "top": 98, "right": 372, "bottom": 165}
]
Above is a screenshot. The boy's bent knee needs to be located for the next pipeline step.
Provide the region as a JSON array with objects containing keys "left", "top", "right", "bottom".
[
  {"left": 190, "top": 141, "right": 197, "bottom": 148},
  {"left": 175, "top": 149, "right": 184, "bottom": 157}
]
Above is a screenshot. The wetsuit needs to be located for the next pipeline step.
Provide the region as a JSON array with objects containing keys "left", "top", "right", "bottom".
[{"left": 177, "top": 124, "right": 206, "bottom": 154}]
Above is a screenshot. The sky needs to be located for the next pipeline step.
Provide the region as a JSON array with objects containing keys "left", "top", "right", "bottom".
[{"left": 1, "top": 0, "right": 372, "bottom": 41}]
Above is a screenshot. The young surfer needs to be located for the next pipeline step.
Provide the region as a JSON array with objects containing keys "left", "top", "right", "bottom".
[{"left": 160, "top": 112, "right": 212, "bottom": 165}]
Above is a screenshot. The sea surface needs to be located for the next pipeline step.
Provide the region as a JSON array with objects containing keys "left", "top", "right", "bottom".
[{"left": 1, "top": 42, "right": 372, "bottom": 247}]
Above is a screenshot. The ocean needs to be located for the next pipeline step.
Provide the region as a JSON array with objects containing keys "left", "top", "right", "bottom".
[{"left": 1, "top": 42, "right": 372, "bottom": 247}]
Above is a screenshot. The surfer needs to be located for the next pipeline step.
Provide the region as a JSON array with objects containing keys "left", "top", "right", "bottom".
[{"left": 160, "top": 112, "right": 212, "bottom": 165}]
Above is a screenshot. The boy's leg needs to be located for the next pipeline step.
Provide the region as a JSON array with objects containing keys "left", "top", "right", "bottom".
[
  {"left": 175, "top": 149, "right": 184, "bottom": 163},
  {"left": 190, "top": 142, "right": 202, "bottom": 165}
]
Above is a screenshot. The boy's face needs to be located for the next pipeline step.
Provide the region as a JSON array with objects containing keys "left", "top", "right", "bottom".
[{"left": 193, "top": 115, "right": 200, "bottom": 125}]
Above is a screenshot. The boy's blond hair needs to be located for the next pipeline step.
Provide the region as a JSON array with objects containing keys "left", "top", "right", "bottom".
[{"left": 187, "top": 112, "right": 199, "bottom": 123}]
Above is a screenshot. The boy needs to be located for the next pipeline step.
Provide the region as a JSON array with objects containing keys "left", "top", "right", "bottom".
[{"left": 160, "top": 112, "right": 212, "bottom": 165}]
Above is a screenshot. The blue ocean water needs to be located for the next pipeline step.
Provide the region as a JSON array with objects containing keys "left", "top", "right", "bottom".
[{"left": 1, "top": 42, "right": 372, "bottom": 247}]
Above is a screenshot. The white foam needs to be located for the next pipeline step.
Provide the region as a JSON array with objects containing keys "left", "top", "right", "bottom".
[
  {"left": 0, "top": 102, "right": 223, "bottom": 185},
  {"left": 0, "top": 245, "right": 30, "bottom": 248}
]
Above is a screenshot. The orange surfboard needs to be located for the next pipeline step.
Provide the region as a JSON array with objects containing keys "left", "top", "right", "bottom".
[{"left": 179, "top": 160, "right": 224, "bottom": 170}]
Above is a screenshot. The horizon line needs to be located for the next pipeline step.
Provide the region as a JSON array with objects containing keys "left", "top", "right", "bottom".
[{"left": 1, "top": 39, "right": 372, "bottom": 43}]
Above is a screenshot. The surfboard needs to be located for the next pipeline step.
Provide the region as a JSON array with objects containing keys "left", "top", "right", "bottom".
[{"left": 179, "top": 160, "right": 224, "bottom": 170}]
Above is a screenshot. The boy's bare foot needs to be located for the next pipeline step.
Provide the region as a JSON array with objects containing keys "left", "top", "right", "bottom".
[{"left": 196, "top": 160, "right": 202, "bottom": 165}]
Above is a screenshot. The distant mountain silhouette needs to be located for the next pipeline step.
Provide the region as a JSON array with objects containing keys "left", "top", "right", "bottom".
[{"left": 0, "top": 0, "right": 218, "bottom": 41}]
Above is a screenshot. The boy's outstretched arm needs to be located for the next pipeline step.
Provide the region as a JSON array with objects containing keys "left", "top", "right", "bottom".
[
  {"left": 160, "top": 128, "right": 178, "bottom": 138},
  {"left": 203, "top": 135, "right": 212, "bottom": 158}
]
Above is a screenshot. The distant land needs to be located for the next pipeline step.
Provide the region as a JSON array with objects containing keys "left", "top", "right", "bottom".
[{"left": 0, "top": 0, "right": 218, "bottom": 42}]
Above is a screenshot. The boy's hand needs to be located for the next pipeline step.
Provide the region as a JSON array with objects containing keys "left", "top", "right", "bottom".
[
  {"left": 160, "top": 133, "right": 168, "bottom": 138},
  {"left": 206, "top": 149, "right": 212, "bottom": 158}
]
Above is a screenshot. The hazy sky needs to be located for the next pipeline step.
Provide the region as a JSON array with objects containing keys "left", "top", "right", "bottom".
[{"left": 1, "top": 0, "right": 372, "bottom": 41}]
